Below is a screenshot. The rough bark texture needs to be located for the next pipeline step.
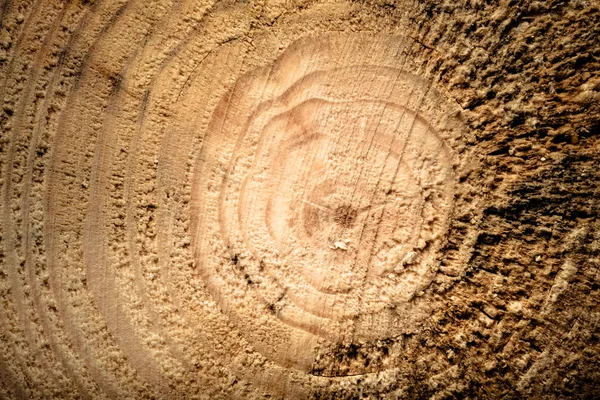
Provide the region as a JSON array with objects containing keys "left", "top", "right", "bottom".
[{"left": 0, "top": 0, "right": 598, "bottom": 399}]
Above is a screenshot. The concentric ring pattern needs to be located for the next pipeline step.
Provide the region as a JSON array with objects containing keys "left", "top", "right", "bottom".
[
  {"left": 0, "top": 1, "right": 488, "bottom": 398},
  {"left": 191, "top": 35, "right": 465, "bottom": 376}
]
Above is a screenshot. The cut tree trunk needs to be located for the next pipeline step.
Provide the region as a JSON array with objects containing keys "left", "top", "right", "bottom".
[{"left": 0, "top": 0, "right": 598, "bottom": 399}]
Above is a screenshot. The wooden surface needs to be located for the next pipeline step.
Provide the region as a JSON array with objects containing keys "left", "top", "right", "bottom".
[{"left": 0, "top": 0, "right": 598, "bottom": 398}]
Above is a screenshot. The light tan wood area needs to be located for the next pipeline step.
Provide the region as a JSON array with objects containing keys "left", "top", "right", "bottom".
[
  {"left": 0, "top": 0, "right": 598, "bottom": 398},
  {"left": 191, "top": 34, "right": 467, "bottom": 377}
]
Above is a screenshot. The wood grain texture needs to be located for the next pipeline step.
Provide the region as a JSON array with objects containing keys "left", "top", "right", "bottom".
[
  {"left": 0, "top": 0, "right": 598, "bottom": 398},
  {"left": 191, "top": 34, "right": 470, "bottom": 378}
]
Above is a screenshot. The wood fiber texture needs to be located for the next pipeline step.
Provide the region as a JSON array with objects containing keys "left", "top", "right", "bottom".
[{"left": 0, "top": 0, "right": 598, "bottom": 399}]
